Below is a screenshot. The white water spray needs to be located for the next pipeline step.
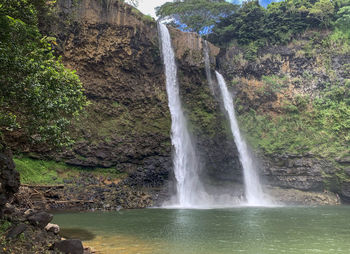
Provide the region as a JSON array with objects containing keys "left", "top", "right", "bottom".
[
  {"left": 158, "top": 23, "right": 208, "bottom": 208},
  {"left": 215, "top": 71, "right": 271, "bottom": 206}
]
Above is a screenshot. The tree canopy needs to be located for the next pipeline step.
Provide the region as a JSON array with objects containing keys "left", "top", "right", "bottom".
[
  {"left": 208, "top": 0, "right": 350, "bottom": 47},
  {"left": 156, "top": 0, "right": 238, "bottom": 34},
  {"left": 0, "top": 0, "right": 87, "bottom": 148}
]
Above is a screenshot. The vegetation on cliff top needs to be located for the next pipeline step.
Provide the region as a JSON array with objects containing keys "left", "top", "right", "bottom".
[
  {"left": 156, "top": 0, "right": 238, "bottom": 34},
  {"left": 158, "top": 0, "right": 349, "bottom": 49}
]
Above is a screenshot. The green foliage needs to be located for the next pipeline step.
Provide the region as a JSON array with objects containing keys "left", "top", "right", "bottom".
[
  {"left": 238, "top": 78, "right": 350, "bottom": 157},
  {"left": 335, "top": 6, "right": 350, "bottom": 33},
  {"left": 0, "top": 220, "right": 12, "bottom": 233},
  {"left": 308, "top": 0, "right": 335, "bottom": 28},
  {"left": 0, "top": 1, "right": 87, "bottom": 147},
  {"left": 14, "top": 157, "right": 63, "bottom": 185},
  {"left": 210, "top": 1, "right": 266, "bottom": 46},
  {"left": 13, "top": 156, "right": 125, "bottom": 185},
  {"left": 209, "top": 0, "right": 350, "bottom": 50},
  {"left": 156, "top": 0, "right": 238, "bottom": 34},
  {"left": 260, "top": 75, "right": 288, "bottom": 95}
]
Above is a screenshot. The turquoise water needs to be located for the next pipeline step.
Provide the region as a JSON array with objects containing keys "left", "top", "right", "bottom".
[{"left": 53, "top": 206, "right": 350, "bottom": 254}]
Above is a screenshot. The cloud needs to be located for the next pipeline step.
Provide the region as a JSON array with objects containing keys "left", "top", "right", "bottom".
[{"left": 137, "top": 0, "right": 170, "bottom": 18}]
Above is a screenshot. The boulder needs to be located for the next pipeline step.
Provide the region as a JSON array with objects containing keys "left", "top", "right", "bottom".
[
  {"left": 54, "top": 239, "right": 84, "bottom": 254},
  {"left": 27, "top": 211, "right": 53, "bottom": 229},
  {"left": 45, "top": 223, "right": 60, "bottom": 234},
  {"left": 6, "top": 223, "right": 27, "bottom": 239}
]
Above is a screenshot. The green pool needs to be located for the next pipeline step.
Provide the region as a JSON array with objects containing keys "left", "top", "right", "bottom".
[{"left": 53, "top": 206, "right": 350, "bottom": 254}]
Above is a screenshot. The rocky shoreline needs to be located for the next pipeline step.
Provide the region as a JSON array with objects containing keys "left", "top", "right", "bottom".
[
  {"left": 0, "top": 203, "right": 93, "bottom": 254},
  {"left": 0, "top": 170, "right": 344, "bottom": 254}
]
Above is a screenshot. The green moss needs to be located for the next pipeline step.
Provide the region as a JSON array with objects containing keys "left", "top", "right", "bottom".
[
  {"left": 14, "top": 157, "right": 63, "bottom": 185},
  {"left": 13, "top": 156, "right": 125, "bottom": 185},
  {"left": 0, "top": 220, "right": 12, "bottom": 234}
]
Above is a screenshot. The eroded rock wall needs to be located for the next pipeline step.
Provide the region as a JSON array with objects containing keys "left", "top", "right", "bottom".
[
  {"left": 217, "top": 31, "right": 350, "bottom": 203},
  {"left": 45, "top": 0, "right": 244, "bottom": 199}
]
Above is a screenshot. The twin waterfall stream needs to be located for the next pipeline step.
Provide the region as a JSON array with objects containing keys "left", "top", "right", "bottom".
[{"left": 159, "top": 23, "right": 271, "bottom": 207}]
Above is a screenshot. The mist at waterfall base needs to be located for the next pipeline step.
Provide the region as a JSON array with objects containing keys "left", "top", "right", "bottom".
[{"left": 159, "top": 23, "right": 272, "bottom": 208}]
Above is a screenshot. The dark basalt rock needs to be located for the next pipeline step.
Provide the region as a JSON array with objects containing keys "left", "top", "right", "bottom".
[
  {"left": 345, "top": 168, "right": 350, "bottom": 177},
  {"left": 0, "top": 143, "right": 20, "bottom": 216},
  {"left": 6, "top": 223, "right": 28, "bottom": 239},
  {"left": 27, "top": 211, "right": 53, "bottom": 229},
  {"left": 340, "top": 182, "right": 350, "bottom": 203},
  {"left": 54, "top": 239, "right": 84, "bottom": 254},
  {"left": 262, "top": 155, "right": 328, "bottom": 192}
]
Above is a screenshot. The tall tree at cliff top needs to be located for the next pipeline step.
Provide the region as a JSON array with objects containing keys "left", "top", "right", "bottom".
[
  {"left": 156, "top": 0, "right": 238, "bottom": 34},
  {"left": 209, "top": 0, "right": 345, "bottom": 46},
  {"left": 0, "top": 0, "right": 87, "bottom": 148}
]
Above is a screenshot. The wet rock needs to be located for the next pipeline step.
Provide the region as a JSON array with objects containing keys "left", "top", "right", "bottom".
[
  {"left": 54, "top": 239, "right": 84, "bottom": 254},
  {"left": 340, "top": 182, "right": 350, "bottom": 203},
  {"left": 268, "top": 187, "right": 341, "bottom": 205},
  {"left": 6, "top": 223, "right": 27, "bottom": 239},
  {"left": 27, "top": 211, "right": 53, "bottom": 229},
  {"left": 263, "top": 155, "right": 327, "bottom": 191}
]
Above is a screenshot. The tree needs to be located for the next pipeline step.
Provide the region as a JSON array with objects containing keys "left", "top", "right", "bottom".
[
  {"left": 308, "top": 0, "right": 335, "bottom": 28},
  {"left": 0, "top": 0, "right": 87, "bottom": 148},
  {"left": 335, "top": 6, "right": 350, "bottom": 31},
  {"left": 156, "top": 0, "right": 238, "bottom": 34},
  {"left": 0, "top": 0, "right": 87, "bottom": 214},
  {"left": 209, "top": 1, "right": 266, "bottom": 45}
]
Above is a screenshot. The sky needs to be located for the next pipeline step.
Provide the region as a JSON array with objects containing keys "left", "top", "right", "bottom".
[
  {"left": 137, "top": 0, "right": 280, "bottom": 18},
  {"left": 138, "top": 0, "right": 169, "bottom": 18}
]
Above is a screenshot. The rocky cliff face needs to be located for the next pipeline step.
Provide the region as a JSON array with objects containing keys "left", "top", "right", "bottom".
[
  {"left": 50, "top": 0, "right": 171, "bottom": 193},
  {"left": 44, "top": 0, "right": 244, "bottom": 202},
  {"left": 30, "top": 0, "right": 347, "bottom": 205},
  {"left": 217, "top": 30, "right": 350, "bottom": 203}
]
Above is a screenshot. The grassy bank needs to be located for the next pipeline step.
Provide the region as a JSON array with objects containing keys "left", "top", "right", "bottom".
[{"left": 14, "top": 156, "right": 126, "bottom": 185}]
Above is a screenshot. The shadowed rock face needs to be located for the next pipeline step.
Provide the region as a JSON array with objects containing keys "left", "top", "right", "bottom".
[
  {"left": 0, "top": 143, "right": 20, "bottom": 215},
  {"left": 52, "top": 0, "right": 170, "bottom": 178}
]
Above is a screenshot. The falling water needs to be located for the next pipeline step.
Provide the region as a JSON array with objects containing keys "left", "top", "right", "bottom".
[
  {"left": 215, "top": 71, "right": 271, "bottom": 206},
  {"left": 158, "top": 23, "right": 207, "bottom": 208},
  {"left": 203, "top": 41, "right": 214, "bottom": 94}
]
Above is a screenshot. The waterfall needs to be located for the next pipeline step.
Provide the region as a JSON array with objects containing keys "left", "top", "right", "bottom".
[
  {"left": 203, "top": 41, "right": 214, "bottom": 94},
  {"left": 158, "top": 23, "right": 207, "bottom": 208},
  {"left": 215, "top": 71, "right": 271, "bottom": 206}
]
